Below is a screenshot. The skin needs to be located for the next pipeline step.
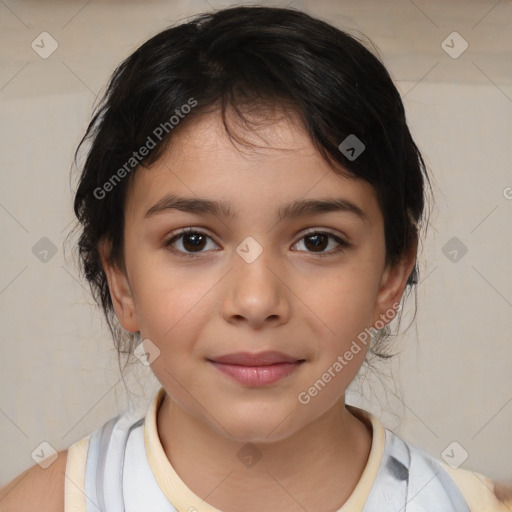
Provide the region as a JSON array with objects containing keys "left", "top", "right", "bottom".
[{"left": 101, "top": 106, "right": 417, "bottom": 512}]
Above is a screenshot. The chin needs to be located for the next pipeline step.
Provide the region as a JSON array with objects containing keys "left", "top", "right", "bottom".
[{"left": 211, "top": 408, "right": 303, "bottom": 445}]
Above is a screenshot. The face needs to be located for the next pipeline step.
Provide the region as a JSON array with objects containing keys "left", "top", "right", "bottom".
[{"left": 103, "top": 107, "right": 415, "bottom": 443}]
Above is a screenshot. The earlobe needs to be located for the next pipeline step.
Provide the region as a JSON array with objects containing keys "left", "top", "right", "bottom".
[
  {"left": 98, "top": 240, "right": 139, "bottom": 333},
  {"left": 373, "top": 235, "right": 418, "bottom": 325}
]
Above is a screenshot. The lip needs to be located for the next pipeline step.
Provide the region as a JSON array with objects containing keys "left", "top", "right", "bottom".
[
  {"left": 209, "top": 351, "right": 303, "bottom": 366},
  {"left": 207, "top": 351, "right": 305, "bottom": 386}
]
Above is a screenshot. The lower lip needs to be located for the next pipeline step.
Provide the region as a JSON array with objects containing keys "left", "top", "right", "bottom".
[{"left": 209, "top": 361, "right": 303, "bottom": 386}]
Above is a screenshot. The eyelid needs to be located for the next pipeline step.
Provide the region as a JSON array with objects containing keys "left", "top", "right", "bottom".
[
  {"left": 164, "top": 227, "right": 220, "bottom": 248},
  {"left": 300, "top": 226, "right": 349, "bottom": 240},
  {"left": 163, "top": 227, "right": 220, "bottom": 259},
  {"left": 293, "top": 228, "right": 352, "bottom": 257}
]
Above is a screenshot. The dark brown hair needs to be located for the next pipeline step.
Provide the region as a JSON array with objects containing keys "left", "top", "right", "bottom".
[{"left": 72, "top": 5, "right": 432, "bottom": 373}]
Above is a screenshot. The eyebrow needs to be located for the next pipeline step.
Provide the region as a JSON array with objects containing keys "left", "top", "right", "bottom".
[{"left": 144, "top": 194, "right": 369, "bottom": 223}]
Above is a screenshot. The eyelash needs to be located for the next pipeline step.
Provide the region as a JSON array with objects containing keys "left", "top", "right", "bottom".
[{"left": 164, "top": 227, "right": 351, "bottom": 259}]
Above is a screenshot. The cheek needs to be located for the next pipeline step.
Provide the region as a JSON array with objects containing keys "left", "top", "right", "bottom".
[
  {"left": 298, "top": 259, "right": 380, "bottom": 386},
  {"left": 303, "top": 262, "right": 381, "bottom": 336},
  {"left": 128, "top": 256, "right": 217, "bottom": 342}
]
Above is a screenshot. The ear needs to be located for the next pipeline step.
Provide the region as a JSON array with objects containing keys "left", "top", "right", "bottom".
[
  {"left": 372, "top": 235, "right": 418, "bottom": 325},
  {"left": 98, "top": 240, "right": 139, "bottom": 333}
]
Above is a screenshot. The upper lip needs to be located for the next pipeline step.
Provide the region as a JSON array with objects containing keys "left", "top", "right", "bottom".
[{"left": 208, "top": 351, "right": 304, "bottom": 366}]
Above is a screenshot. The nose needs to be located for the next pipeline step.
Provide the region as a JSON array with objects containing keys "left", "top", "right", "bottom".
[{"left": 221, "top": 246, "right": 291, "bottom": 329}]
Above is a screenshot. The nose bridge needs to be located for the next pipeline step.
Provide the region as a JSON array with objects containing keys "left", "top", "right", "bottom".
[
  {"left": 223, "top": 235, "right": 289, "bottom": 325},
  {"left": 234, "top": 235, "right": 280, "bottom": 297}
]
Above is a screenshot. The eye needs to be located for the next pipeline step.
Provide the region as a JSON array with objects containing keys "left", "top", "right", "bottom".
[
  {"left": 165, "top": 228, "right": 219, "bottom": 258},
  {"left": 292, "top": 229, "right": 350, "bottom": 257},
  {"left": 164, "top": 227, "right": 351, "bottom": 259}
]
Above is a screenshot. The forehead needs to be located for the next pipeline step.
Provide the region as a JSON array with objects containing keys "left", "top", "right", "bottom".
[{"left": 124, "top": 108, "right": 382, "bottom": 226}]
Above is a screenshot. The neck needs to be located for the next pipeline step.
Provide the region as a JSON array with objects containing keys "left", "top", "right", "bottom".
[{"left": 156, "top": 393, "right": 373, "bottom": 512}]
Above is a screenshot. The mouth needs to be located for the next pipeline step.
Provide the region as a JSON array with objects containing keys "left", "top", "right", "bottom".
[
  {"left": 207, "top": 351, "right": 306, "bottom": 386},
  {"left": 208, "top": 350, "right": 305, "bottom": 366}
]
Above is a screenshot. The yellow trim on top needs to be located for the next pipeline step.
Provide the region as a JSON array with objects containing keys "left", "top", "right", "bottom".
[{"left": 64, "top": 435, "right": 90, "bottom": 512}]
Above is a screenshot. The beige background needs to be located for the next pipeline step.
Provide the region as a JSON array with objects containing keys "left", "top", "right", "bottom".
[{"left": 1, "top": 0, "right": 511, "bottom": 486}]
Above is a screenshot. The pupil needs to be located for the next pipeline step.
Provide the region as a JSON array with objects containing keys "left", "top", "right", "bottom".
[
  {"left": 306, "top": 234, "right": 327, "bottom": 252},
  {"left": 184, "top": 233, "right": 205, "bottom": 252}
]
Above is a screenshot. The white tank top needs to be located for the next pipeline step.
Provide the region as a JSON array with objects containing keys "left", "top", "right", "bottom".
[
  {"left": 83, "top": 414, "right": 177, "bottom": 512},
  {"left": 64, "top": 388, "right": 502, "bottom": 511}
]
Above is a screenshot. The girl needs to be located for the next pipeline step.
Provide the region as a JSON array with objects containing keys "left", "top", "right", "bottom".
[{"left": 1, "top": 5, "right": 510, "bottom": 511}]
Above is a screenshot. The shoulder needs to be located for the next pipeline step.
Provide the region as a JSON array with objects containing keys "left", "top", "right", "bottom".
[
  {"left": 0, "top": 408, "right": 142, "bottom": 512},
  {"left": 439, "top": 461, "right": 512, "bottom": 512},
  {"left": 0, "top": 450, "right": 68, "bottom": 512},
  {"left": 400, "top": 435, "right": 512, "bottom": 512}
]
